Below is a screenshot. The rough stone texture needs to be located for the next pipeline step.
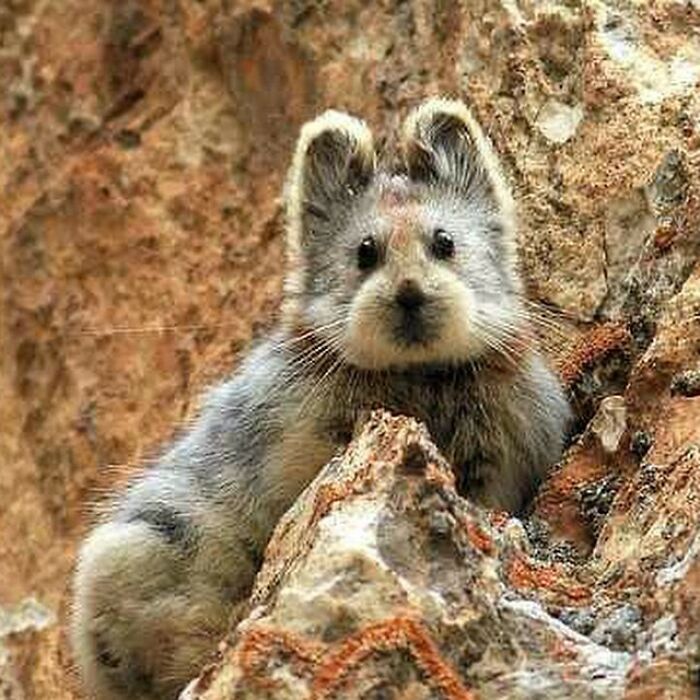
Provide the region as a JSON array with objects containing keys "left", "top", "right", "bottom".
[
  {"left": 0, "top": 0, "right": 698, "bottom": 698},
  {"left": 186, "top": 406, "right": 700, "bottom": 699}
]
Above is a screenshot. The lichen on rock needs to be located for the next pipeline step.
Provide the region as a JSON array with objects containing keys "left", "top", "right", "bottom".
[{"left": 184, "top": 407, "right": 700, "bottom": 699}]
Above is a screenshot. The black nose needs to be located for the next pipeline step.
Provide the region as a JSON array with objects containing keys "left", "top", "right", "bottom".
[{"left": 395, "top": 280, "right": 426, "bottom": 311}]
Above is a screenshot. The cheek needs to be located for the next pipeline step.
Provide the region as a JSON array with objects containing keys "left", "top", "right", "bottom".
[
  {"left": 346, "top": 276, "right": 387, "bottom": 335},
  {"left": 306, "top": 295, "right": 337, "bottom": 328},
  {"left": 430, "top": 269, "right": 487, "bottom": 356},
  {"left": 431, "top": 268, "right": 472, "bottom": 318},
  {"left": 460, "top": 250, "right": 504, "bottom": 295},
  {"left": 343, "top": 275, "right": 396, "bottom": 366}
]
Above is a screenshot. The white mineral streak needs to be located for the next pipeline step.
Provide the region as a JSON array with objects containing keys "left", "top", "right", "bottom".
[
  {"left": 0, "top": 598, "right": 56, "bottom": 637},
  {"left": 273, "top": 496, "right": 488, "bottom": 629},
  {"left": 647, "top": 614, "right": 681, "bottom": 655},
  {"left": 656, "top": 529, "right": 700, "bottom": 586},
  {"left": 590, "top": 395, "right": 627, "bottom": 454},
  {"left": 271, "top": 501, "right": 400, "bottom": 634},
  {"left": 318, "top": 502, "right": 382, "bottom": 561},
  {"left": 595, "top": 5, "right": 700, "bottom": 104},
  {"left": 535, "top": 100, "right": 584, "bottom": 145},
  {"left": 499, "top": 598, "right": 632, "bottom": 688},
  {"left": 0, "top": 598, "right": 57, "bottom": 700},
  {"left": 499, "top": 0, "right": 526, "bottom": 27}
]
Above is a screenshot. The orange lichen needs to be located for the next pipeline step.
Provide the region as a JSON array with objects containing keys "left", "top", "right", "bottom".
[
  {"left": 489, "top": 511, "right": 510, "bottom": 529},
  {"left": 234, "top": 616, "right": 476, "bottom": 699},
  {"left": 463, "top": 518, "right": 495, "bottom": 555},
  {"left": 312, "top": 462, "right": 373, "bottom": 522},
  {"left": 507, "top": 554, "right": 591, "bottom": 604},
  {"left": 313, "top": 616, "right": 476, "bottom": 700},
  {"left": 556, "top": 322, "right": 631, "bottom": 387},
  {"left": 532, "top": 447, "right": 613, "bottom": 554},
  {"left": 549, "top": 637, "right": 579, "bottom": 663},
  {"left": 426, "top": 460, "right": 457, "bottom": 489},
  {"left": 315, "top": 482, "right": 357, "bottom": 519},
  {"left": 653, "top": 222, "right": 678, "bottom": 252},
  {"left": 237, "top": 626, "right": 323, "bottom": 690},
  {"left": 623, "top": 656, "right": 697, "bottom": 699}
]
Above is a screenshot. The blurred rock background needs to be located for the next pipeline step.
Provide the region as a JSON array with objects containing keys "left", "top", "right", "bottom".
[{"left": 0, "top": 0, "right": 698, "bottom": 697}]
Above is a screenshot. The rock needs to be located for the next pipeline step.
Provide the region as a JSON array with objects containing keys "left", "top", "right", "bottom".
[
  {"left": 594, "top": 7, "right": 700, "bottom": 105},
  {"left": 670, "top": 370, "right": 700, "bottom": 398},
  {"left": 185, "top": 409, "right": 699, "bottom": 698},
  {"left": 0, "top": 598, "right": 55, "bottom": 638},
  {"left": 1, "top": 0, "right": 699, "bottom": 697},
  {"left": 589, "top": 396, "right": 627, "bottom": 454},
  {"left": 0, "top": 598, "right": 70, "bottom": 700},
  {"left": 535, "top": 99, "right": 584, "bottom": 144}
]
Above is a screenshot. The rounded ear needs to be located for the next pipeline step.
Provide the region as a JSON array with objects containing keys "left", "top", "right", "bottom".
[
  {"left": 286, "top": 110, "right": 375, "bottom": 253},
  {"left": 402, "top": 97, "right": 518, "bottom": 266},
  {"left": 401, "top": 98, "right": 510, "bottom": 202}
]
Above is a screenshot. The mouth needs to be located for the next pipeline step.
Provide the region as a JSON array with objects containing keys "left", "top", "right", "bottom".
[{"left": 392, "top": 310, "right": 439, "bottom": 347}]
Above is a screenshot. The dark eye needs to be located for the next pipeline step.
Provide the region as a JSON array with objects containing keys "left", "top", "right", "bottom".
[
  {"left": 431, "top": 228, "right": 455, "bottom": 260},
  {"left": 357, "top": 236, "right": 379, "bottom": 270}
]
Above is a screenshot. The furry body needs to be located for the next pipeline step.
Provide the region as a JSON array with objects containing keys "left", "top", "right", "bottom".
[{"left": 73, "top": 98, "right": 571, "bottom": 699}]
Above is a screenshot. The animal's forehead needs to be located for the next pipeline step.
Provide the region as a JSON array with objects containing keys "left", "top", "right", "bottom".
[
  {"left": 368, "top": 174, "right": 427, "bottom": 248},
  {"left": 375, "top": 173, "right": 419, "bottom": 208}
]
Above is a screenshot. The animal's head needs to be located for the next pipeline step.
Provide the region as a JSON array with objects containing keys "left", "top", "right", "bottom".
[{"left": 284, "top": 97, "right": 525, "bottom": 370}]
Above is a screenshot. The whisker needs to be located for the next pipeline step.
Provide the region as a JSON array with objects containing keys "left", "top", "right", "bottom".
[
  {"left": 296, "top": 353, "right": 344, "bottom": 418},
  {"left": 72, "top": 321, "right": 245, "bottom": 337},
  {"left": 472, "top": 321, "right": 524, "bottom": 371},
  {"left": 270, "top": 318, "right": 347, "bottom": 352}
]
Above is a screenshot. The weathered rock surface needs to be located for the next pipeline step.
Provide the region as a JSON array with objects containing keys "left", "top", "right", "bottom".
[
  {"left": 1, "top": 0, "right": 699, "bottom": 697},
  {"left": 185, "top": 400, "right": 700, "bottom": 699},
  {"left": 182, "top": 412, "right": 615, "bottom": 699},
  {"left": 185, "top": 402, "right": 700, "bottom": 700}
]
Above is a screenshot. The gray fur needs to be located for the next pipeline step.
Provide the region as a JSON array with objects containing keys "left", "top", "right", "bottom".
[{"left": 72, "top": 99, "right": 571, "bottom": 699}]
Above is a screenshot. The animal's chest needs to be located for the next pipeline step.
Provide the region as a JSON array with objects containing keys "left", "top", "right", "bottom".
[{"left": 323, "top": 372, "right": 488, "bottom": 467}]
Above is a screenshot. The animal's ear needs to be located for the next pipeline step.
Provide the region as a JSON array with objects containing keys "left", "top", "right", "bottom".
[
  {"left": 286, "top": 110, "right": 375, "bottom": 247},
  {"left": 402, "top": 97, "right": 495, "bottom": 192}
]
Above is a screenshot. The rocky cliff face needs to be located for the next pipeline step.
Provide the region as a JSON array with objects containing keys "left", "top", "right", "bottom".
[{"left": 1, "top": 1, "right": 698, "bottom": 698}]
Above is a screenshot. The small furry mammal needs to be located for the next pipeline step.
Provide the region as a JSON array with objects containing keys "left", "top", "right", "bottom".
[{"left": 72, "top": 98, "right": 571, "bottom": 699}]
